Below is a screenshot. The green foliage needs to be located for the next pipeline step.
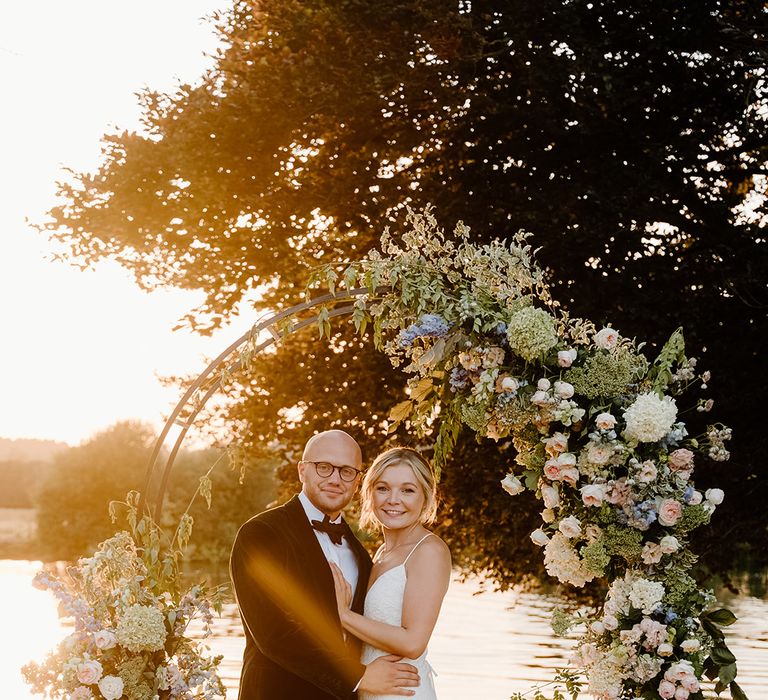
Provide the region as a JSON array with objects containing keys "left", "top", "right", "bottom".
[
  {"left": 580, "top": 538, "right": 611, "bottom": 576},
  {"left": 34, "top": 423, "right": 278, "bottom": 562},
  {"left": 678, "top": 504, "right": 713, "bottom": 533},
  {"left": 0, "top": 460, "right": 52, "bottom": 508},
  {"left": 510, "top": 669, "right": 582, "bottom": 700},
  {"left": 602, "top": 525, "right": 644, "bottom": 563},
  {"left": 35, "top": 421, "right": 155, "bottom": 560},
  {"left": 36, "top": 0, "right": 768, "bottom": 582},
  {"left": 565, "top": 348, "right": 647, "bottom": 400},
  {"left": 647, "top": 328, "right": 687, "bottom": 393}
]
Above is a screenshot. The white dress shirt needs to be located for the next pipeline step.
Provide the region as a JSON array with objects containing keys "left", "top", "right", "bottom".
[{"left": 298, "top": 491, "right": 360, "bottom": 596}]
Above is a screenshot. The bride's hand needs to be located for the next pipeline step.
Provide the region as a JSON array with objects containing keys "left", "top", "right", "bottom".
[{"left": 329, "top": 562, "right": 353, "bottom": 618}]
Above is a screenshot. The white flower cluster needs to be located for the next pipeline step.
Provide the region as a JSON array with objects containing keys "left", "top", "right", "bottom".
[
  {"left": 543, "top": 532, "right": 597, "bottom": 587},
  {"left": 115, "top": 603, "right": 168, "bottom": 653},
  {"left": 622, "top": 393, "right": 678, "bottom": 443}
]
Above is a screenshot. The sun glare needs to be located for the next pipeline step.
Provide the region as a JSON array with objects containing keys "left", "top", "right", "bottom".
[{"left": 4, "top": 561, "right": 68, "bottom": 699}]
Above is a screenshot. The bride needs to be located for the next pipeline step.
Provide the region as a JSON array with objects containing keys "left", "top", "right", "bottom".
[{"left": 330, "top": 447, "right": 452, "bottom": 700}]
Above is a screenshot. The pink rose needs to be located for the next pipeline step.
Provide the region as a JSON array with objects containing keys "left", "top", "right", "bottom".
[
  {"left": 637, "top": 460, "right": 658, "bottom": 483},
  {"left": 666, "top": 661, "right": 696, "bottom": 682},
  {"left": 658, "top": 680, "right": 676, "bottom": 699},
  {"left": 554, "top": 381, "right": 575, "bottom": 399},
  {"left": 76, "top": 660, "right": 103, "bottom": 685},
  {"left": 640, "top": 618, "right": 668, "bottom": 649},
  {"left": 680, "top": 677, "right": 700, "bottom": 692},
  {"left": 543, "top": 432, "right": 568, "bottom": 456},
  {"left": 543, "top": 459, "right": 562, "bottom": 481},
  {"left": 686, "top": 490, "right": 702, "bottom": 505},
  {"left": 531, "top": 390, "right": 551, "bottom": 406},
  {"left": 587, "top": 442, "right": 613, "bottom": 465},
  {"left": 541, "top": 484, "right": 560, "bottom": 509},
  {"left": 595, "top": 412, "right": 616, "bottom": 430},
  {"left": 641, "top": 542, "right": 663, "bottom": 564},
  {"left": 558, "top": 349, "right": 577, "bottom": 367},
  {"left": 585, "top": 524, "right": 602, "bottom": 542},
  {"left": 501, "top": 474, "right": 525, "bottom": 496},
  {"left": 668, "top": 448, "right": 694, "bottom": 472},
  {"left": 580, "top": 484, "right": 605, "bottom": 507},
  {"left": 674, "top": 688, "right": 690, "bottom": 700},
  {"left": 496, "top": 375, "right": 519, "bottom": 393},
  {"left": 660, "top": 535, "right": 680, "bottom": 554},
  {"left": 93, "top": 630, "right": 116, "bottom": 650},
  {"left": 594, "top": 327, "right": 619, "bottom": 349},
  {"left": 559, "top": 467, "right": 580, "bottom": 487},
  {"left": 602, "top": 614, "right": 618, "bottom": 630},
  {"left": 530, "top": 529, "right": 550, "bottom": 546},
  {"left": 558, "top": 515, "right": 582, "bottom": 538},
  {"left": 605, "top": 478, "right": 631, "bottom": 506},
  {"left": 557, "top": 452, "right": 577, "bottom": 468},
  {"left": 620, "top": 627, "right": 643, "bottom": 645},
  {"left": 658, "top": 499, "right": 683, "bottom": 526},
  {"left": 680, "top": 639, "right": 701, "bottom": 653}
]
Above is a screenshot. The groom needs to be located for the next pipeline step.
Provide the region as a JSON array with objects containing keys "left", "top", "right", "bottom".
[{"left": 230, "top": 429, "right": 420, "bottom": 699}]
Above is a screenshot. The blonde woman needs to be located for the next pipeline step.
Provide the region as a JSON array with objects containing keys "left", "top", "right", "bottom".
[{"left": 330, "top": 447, "right": 451, "bottom": 699}]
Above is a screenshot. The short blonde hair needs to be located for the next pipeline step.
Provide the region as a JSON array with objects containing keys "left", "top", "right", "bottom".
[{"left": 359, "top": 447, "right": 438, "bottom": 531}]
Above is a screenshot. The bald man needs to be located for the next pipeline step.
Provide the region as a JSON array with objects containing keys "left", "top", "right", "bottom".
[{"left": 230, "top": 429, "right": 420, "bottom": 699}]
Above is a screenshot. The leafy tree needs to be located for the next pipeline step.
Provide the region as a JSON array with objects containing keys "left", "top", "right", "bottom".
[
  {"left": 0, "top": 461, "right": 52, "bottom": 508},
  {"left": 40, "top": 0, "right": 767, "bottom": 584},
  {"left": 36, "top": 421, "right": 155, "bottom": 559},
  {"left": 164, "top": 447, "right": 280, "bottom": 562}
]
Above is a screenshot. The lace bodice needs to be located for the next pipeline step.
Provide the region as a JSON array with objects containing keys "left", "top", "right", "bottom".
[{"left": 359, "top": 535, "right": 437, "bottom": 700}]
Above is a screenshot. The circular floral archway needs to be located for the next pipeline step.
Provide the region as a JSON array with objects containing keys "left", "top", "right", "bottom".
[{"left": 25, "top": 208, "right": 747, "bottom": 700}]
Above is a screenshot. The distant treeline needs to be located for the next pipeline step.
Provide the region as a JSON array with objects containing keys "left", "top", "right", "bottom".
[
  {"left": 0, "top": 437, "right": 66, "bottom": 508},
  {"left": 1, "top": 422, "right": 279, "bottom": 562}
]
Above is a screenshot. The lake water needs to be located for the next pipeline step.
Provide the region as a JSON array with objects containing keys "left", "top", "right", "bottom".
[{"left": 6, "top": 560, "right": 767, "bottom": 699}]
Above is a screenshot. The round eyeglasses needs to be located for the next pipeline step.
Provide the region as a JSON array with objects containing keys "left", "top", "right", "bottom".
[{"left": 301, "top": 460, "right": 362, "bottom": 482}]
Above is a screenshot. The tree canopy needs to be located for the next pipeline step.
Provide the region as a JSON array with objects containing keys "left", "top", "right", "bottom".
[{"left": 43, "top": 0, "right": 767, "bottom": 586}]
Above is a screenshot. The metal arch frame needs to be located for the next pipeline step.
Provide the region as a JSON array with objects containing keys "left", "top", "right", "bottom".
[{"left": 140, "top": 286, "right": 384, "bottom": 521}]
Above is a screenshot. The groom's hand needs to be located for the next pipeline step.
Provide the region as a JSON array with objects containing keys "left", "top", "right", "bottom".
[{"left": 358, "top": 655, "right": 419, "bottom": 696}]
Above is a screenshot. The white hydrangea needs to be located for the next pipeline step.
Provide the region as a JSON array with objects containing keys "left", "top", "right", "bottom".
[
  {"left": 115, "top": 604, "right": 167, "bottom": 653},
  {"left": 543, "top": 532, "right": 596, "bottom": 587},
  {"left": 506, "top": 307, "right": 558, "bottom": 361},
  {"left": 586, "top": 653, "right": 627, "bottom": 699},
  {"left": 628, "top": 578, "right": 665, "bottom": 615},
  {"left": 622, "top": 393, "right": 678, "bottom": 443}
]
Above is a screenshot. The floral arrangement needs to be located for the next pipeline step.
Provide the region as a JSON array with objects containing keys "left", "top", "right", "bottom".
[
  {"left": 23, "top": 491, "right": 226, "bottom": 700},
  {"left": 309, "top": 206, "right": 746, "bottom": 700}
]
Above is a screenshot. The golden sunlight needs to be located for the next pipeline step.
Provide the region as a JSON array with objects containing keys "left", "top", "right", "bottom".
[{"left": 4, "top": 561, "right": 67, "bottom": 699}]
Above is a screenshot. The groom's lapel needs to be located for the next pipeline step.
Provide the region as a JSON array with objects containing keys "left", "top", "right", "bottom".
[{"left": 284, "top": 495, "right": 337, "bottom": 600}]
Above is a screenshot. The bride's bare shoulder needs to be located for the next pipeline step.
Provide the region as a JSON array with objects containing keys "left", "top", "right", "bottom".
[{"left": 413, "top": 532, "right": 452, "bottom": 565}]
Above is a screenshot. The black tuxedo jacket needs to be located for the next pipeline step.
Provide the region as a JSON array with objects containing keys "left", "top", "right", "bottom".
[{"left": 230, "top": 495, "right": 373, "bottom": 700}]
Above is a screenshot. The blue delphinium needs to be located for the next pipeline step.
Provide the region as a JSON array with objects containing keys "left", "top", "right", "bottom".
[
  {"left": 398, "top": 313, "right": 450, "bottom": 347},
  {"left": 449, "top": 366, "right": 470, "bottom": 392}
]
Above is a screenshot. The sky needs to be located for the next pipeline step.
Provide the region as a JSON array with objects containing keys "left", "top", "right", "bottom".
[{"left": 0, "top": 2, "right": 252, "bottom": 445}]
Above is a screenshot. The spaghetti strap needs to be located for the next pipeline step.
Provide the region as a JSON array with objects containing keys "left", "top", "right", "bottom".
[{"left": 403, "top": 533, "right": 434, "bottom": 565}]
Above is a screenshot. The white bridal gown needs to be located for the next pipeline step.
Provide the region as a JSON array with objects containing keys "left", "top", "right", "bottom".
[{"left": 360, "top": 534, "right": 438, "bottom": 700}]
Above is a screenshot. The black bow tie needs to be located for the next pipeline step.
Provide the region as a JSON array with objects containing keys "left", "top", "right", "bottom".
[{"left": 311, "top": 515, "right": 346, "bottom": 545}]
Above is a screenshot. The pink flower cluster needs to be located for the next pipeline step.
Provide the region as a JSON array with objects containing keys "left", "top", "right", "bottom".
[{"left": 658, "top": 660, "right": 701, "bottom": 699}]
